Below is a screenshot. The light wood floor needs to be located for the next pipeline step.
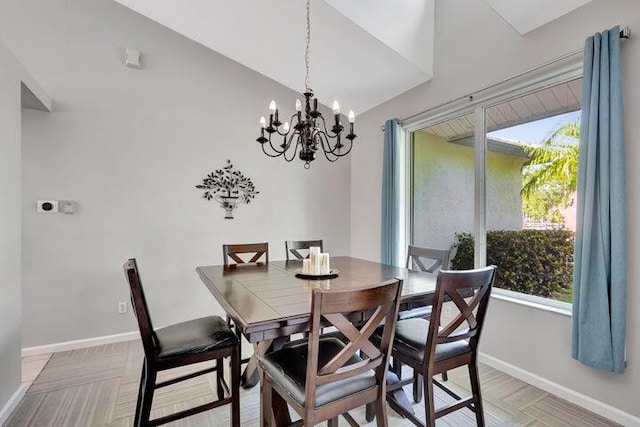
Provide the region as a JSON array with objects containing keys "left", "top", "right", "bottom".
[{"left": 7, "top": 340, "right": 620, "bottom": 426}]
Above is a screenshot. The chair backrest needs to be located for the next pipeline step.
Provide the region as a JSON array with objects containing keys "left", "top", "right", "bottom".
[
  {"left": 285, "top": 240, "right": 324, "bottom": 261},
  {"left": 406, "top": 245, "right": 452, "bottom": 273},
  {"left": 123, "top": 258, "right": 157, "bottom": 358},
  {"left": 305, "top": 279, "right": 403, "bottom": 409},
  {"left": 223, "top": 242, "right": 269, "bottom": 267},
  {"left": 426, "top": 266, "right": 496, "bottom": 361}
]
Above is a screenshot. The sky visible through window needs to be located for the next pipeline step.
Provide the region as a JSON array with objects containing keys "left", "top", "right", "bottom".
[{"left": 488, "top": 110, "right": 580, "bottom": 144}]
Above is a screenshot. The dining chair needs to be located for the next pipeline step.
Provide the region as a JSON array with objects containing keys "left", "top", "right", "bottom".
[
  {"left": 222, "top": 242, "right": 269, "bottom": 369},
  {"left": 377, "top": 266, "right": 496, "bottom": 427},
  {"left": 123, "top": 258, "right": 240, "bottom": 427},
  {"left": 259, "top": 279, "right": 403, "bottom": 427},
  {"left": 223, "top": 242, "right": 269, "bottom": 268},
  {"left": 399, "top": 245, "right": 453, "bottom": 321},
  {"left": 285, "top": 239, "right": 323, "bottom": 260},
  {"left": 395, "top": 245, "right": 454, "bottom": 399}
]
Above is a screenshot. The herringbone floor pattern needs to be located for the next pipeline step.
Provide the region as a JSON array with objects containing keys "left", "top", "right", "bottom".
[{"left": 7, "top": 340, "right": 620, "bottom": 426}]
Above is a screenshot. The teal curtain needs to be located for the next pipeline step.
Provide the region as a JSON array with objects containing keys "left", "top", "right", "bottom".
[
  {"left": 572, "top": 26, "right": 626, "bottom": 374},
  {"left": 381, "top": 119, "right": 402, "bottom": 266}
]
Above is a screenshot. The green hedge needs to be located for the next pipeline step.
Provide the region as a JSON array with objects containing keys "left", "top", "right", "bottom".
[{"left": 451, "top": 230, "right": 574, "bottom": 299}]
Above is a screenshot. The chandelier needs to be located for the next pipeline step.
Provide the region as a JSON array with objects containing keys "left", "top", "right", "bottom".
[{"left": 256, "top": 0, "right": 356, "bottom": 169}]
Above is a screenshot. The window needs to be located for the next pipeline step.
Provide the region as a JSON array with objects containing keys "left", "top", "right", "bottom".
[
  {"left": 411, "top": 113, "right": 475, "bottom": 255},
  {"left": 407, "top": 59, "right": 582, "bottom": 309}
]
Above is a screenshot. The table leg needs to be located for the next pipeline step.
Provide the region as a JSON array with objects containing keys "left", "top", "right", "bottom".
[
  {"left": 241, "top": 340, "right": 272, "bottom": 388},
  {"left": 387, "top": 365, "right": 416, "bottom": 417}
]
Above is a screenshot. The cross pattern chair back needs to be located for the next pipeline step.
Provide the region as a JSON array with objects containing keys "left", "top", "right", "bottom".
[
  {"left": 223, "top": 242, "right": 269, "bottom": 267},
  {"left": 124, "top": 259, "right": 240, "bottom": 427},
  {"left": 398, "top": 245, "right": 452, "bottom": 323},
  {"left": 406, "top": 245, "right": 451, "bottom": 273},
  {"left": 285, "top": 239, "right": 323, "bottom": 260},
  {"left": 383, "top": 266, "right": 496, "bottom": 427},
  {"left": 428, "top": 267, "right": 495, "bottom": 356},
  {"left": 222, "top": 242, "right": 269, "bottom": 367},
  {"left": 259, "top": 279, "right": 403, "bottom": 427}
]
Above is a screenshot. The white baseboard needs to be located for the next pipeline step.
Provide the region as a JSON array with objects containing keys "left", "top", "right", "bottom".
[
  {"left": 21, "top": 331, "right": 139, "bottom": 357},
  {"left": 0, "top": 384, "right": 27, "bottom": 426},
  {"left": 479, "top": 353, "right": 640, "bottom": 427}
]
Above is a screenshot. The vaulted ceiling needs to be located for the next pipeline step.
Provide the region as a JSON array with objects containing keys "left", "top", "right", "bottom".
[{"left": 113, "top": 0, "right": 592, "bottom": 114}]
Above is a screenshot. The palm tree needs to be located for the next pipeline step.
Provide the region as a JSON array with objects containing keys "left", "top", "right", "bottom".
[{"left": 520, "top": 122, "right": 580, "bottom": 210}]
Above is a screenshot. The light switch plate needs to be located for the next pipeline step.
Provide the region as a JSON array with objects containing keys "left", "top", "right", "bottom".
[{"left": 125, "top": 48, "right": 141, "bottom": 68}]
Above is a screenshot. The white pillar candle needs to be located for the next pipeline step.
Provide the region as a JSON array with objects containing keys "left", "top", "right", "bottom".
[
  {"left": 309, "top": 247, "right": 321, "bottom": 274},
  {"left": 302, "top": 259, "right": 311, "bottom": 274},
  {"left": 320, "top": 253, "right": 330, "bottom": 274}
]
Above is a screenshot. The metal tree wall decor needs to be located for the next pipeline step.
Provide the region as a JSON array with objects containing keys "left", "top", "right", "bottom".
[{"left": 196, "top": 160, "right": 259, "bottom": 219}]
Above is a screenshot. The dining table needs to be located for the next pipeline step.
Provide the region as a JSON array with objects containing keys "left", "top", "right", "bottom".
[{"left": 196, "top": 255, "right": 439, "bottom": 425}]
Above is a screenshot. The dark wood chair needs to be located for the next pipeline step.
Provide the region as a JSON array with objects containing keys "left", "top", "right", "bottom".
[
  {"left": 259, "top": 279, "right": 403, "bottom": 427},
  {"left": 223, "top": 242, "right": 269, "bottom": 268},
  {"left": 394, "top": 245, "right": 455, "bottom": 400},
  {"left": 380, "top": 266, "right": 496, "bottom": 427},
  {"left": 222, "top": 242, "right": 269, "bottom": 369},
  {"left": 285, "top": 239, "right": 323, "bottom": 261},
  {"left": 123, "top": 258, "right": 240, "bottom": 427},
  {"left": 399, "top": 245, "right": 453, "bottom": 321}
]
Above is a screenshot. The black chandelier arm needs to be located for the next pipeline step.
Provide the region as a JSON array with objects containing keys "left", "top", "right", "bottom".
[
  {"left": 274, "top": 114, "right": 299, "bottom": 137},
  {"left": 320, "top": 146, "right": 340, "bottom": 162},
  {"left": 315, "top": 128, "right": 354, "bottom": 158},
  {"left": 283, "top": 136, "right": 304, "bottom": 162},
  {"left": 266, "top": 130, "right": 291, "bottom": 155},
  {"left": 317, "top": 115, "right": 342, "bottom": 139},
  {"left": 319, "top": 138, "right": 351, "bottom": 162},
  {"left": 309, "top": 132, "right": 336, "bottom": 162},
  {"left": 261, "top": 132, "right": 301, "bottom": 162},
  {"left": 261, "top": 130, "right": 290, "bottom": 157},
  {"left": 261, "top": 141, "right": 286, "bottom": 158}
]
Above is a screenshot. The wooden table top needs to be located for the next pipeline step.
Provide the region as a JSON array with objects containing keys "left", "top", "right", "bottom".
[{"left": 196, "top": 256, "right": 437, "bottom": 343}]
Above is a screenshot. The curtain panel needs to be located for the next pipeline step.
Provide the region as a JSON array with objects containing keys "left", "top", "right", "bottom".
[
  {"left": 381, "top": 119, "right": 402, "bottom": 266},
  {"left": 572, "top": 26, "right": 626, "bottom": 374}
]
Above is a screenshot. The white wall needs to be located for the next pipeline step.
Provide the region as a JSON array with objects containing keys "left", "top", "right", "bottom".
[
  {"left": 0, "top": 0, "right": 350, "bottom": 347},
  {"left": 352, "top": 0, "right": 640, "bottom": 421},
  {"left": 0, "top": 38, "right": 23, "bottom": 416},
  {"left": 0, "top": 38, "right": 50, "bottom": 418}
]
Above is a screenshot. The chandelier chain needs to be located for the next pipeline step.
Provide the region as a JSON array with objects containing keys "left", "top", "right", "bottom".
[{"left": 305, "top": 0, "right": 311, "bottom": 91}]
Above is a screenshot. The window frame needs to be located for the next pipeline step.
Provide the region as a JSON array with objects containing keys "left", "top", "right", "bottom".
[{"left": 402, "top": 53, "right": 582, "bottom": 312}]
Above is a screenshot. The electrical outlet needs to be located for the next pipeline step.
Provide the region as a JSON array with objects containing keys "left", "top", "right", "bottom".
[{"left": 118, "top": 301, "right": 127, "bottom": 314}]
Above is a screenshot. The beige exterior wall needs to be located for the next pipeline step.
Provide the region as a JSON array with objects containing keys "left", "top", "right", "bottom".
[{"left": 412, "top": 131, "right": 525, "bottom": 250}]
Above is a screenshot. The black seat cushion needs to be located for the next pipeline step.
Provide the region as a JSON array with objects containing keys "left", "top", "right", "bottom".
[
  {"left": 382, "top": 318, "right": 471, "bottom": 363},
  {"left": 259, "top": 337, "right": 377, "bottom": 408},
  {"left": 155, "top": 316, "right": 238, "bottom": 361}
]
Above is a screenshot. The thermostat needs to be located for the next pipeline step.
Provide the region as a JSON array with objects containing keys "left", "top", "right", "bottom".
[
  {"left": 37, "top": 200, "right": 59, "bottom": 213},
  {"left": 37, "top": 200, "right": 76, "bottom": 214}
]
